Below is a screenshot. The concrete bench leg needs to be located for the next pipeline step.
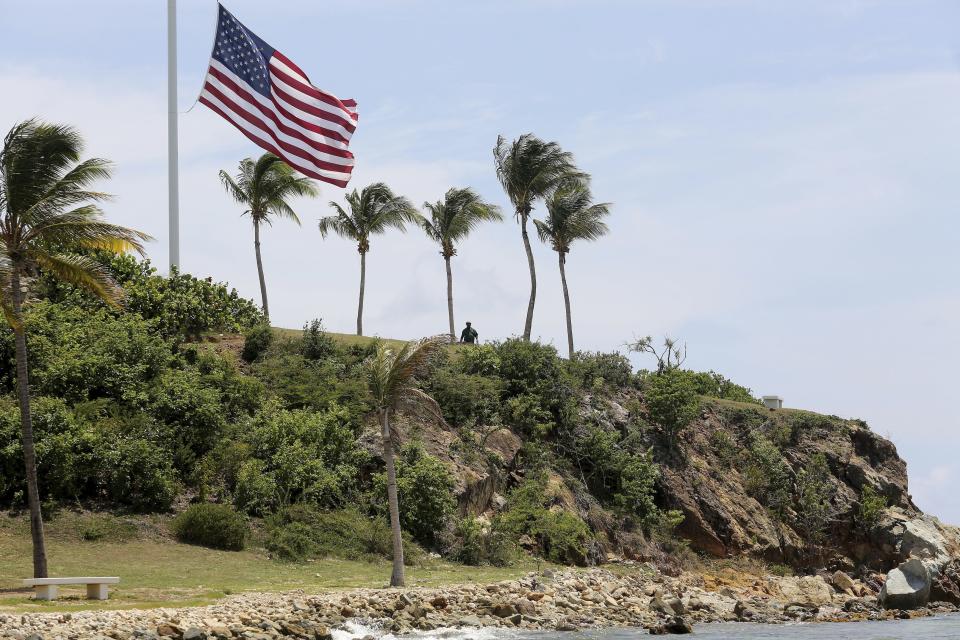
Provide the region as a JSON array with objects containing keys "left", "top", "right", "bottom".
[
  {"left": 34, "top": 584, "right": 58, "bottom": 600},
  {"left": 86, "top": 584, "right": 109, "bottom": 600}
]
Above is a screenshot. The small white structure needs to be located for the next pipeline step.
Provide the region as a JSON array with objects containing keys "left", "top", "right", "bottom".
[
  {"left": 762, "top": 395, "right": 783, "bottom": 410},
  {"left": 22, "top": 577, "right": 119, "bottom": 601}
]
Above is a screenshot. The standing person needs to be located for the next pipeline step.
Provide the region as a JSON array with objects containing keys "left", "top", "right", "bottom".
[{"left": 460, "top": 322, "right": 479, "bottom": 344}]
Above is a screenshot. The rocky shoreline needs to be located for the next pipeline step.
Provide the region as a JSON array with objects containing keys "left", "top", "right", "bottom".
[{"left": 4, "top": 566, "right": 959, "bottom": 640}]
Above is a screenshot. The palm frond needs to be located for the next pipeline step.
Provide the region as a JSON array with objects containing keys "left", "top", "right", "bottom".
[
  {"left": 493, "top": 133, "right": 585, "bottom": 216},
  {"left": 536, "top": 182, "right": 611, "bottom": 253},
  {"left": 29, "top": 251, "right": 124, "bottom": 307},
  {"left": 366, "top": 335, "right": 447, "bottom": 412}
]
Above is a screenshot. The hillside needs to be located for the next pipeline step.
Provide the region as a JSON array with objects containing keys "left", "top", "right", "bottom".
[{"left": 1, "top": 254, "right": 958, "bottom": 612}]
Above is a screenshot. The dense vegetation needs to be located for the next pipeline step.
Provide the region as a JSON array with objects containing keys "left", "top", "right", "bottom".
[{"left": 0, "top": 253, "right": 780, "bottom": 568}]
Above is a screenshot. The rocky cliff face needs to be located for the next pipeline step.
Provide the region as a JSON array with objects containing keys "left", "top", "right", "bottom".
[{"left": 367, "top": 383, "right": 957, "bottom": 594}]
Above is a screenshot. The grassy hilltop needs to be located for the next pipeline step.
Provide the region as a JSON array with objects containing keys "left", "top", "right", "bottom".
[{"left": 0, "top": 253, "right": 919, "bottom": 610}]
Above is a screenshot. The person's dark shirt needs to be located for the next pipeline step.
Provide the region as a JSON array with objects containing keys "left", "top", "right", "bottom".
[{"left": 460, "top": 326, "right": 478, "bottom": 344}]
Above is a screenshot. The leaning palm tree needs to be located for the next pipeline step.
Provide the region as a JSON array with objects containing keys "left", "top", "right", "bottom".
[
  {"left": 493, "top": 134, "right": 584, "bottom": 340},
  {"left": 0, "top": 119, "right": 151, "bottom": 578},
  {"left": 419, "top": 188, "right": 502, "bottom": 341},
  {"left": 365, "top": 335, "right": 446, "bottom": 586},
  {"left": 219, "top": 153, "right": 317, "bottom": 321},
  {"left": 535, "top": 181, "right": 611, "bottom": 359},
  {"left": 319, "top": 184, "right": 418, "bottom": 336}
]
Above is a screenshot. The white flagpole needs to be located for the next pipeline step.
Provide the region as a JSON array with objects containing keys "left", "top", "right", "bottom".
[{"left": 167, "top": 0, "right": 180, "bottom": 271}]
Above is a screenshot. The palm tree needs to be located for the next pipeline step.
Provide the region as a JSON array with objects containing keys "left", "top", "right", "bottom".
[
  {"left": 419, "top": 188, "right": 502, "bottom": 341},
  {"left": 535, "top": 181, "right": 610, "bottom": 359},
  {"left": 219, "top": 153, "right": 317, "bottom": 322},
  {"left": 365, "top": 336, "right": 446, "bottom": 586},
  {"left": 0, "top": 119, "right": 151, "bottom": 578},
  {"left": 493, "top": 134, "right": 584, "bottom": 340},
  {"left": 319, "top": 184, "right": 418, "bottom": 336}
]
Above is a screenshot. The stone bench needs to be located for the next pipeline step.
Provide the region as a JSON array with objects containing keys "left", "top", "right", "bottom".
[{"left": 22, "top": 577, "right": 120, "bottom": 601}]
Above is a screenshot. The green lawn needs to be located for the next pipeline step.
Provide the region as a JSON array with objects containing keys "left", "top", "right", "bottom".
[{"left": 0, "top": 512, "right": 539, "bottom": 613}]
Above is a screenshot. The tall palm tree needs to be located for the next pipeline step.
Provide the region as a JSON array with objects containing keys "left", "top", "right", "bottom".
[
  {"left": 365, "top": 335, "right": 446, "bottom": 586},
  {"left": 219, "top": 153, "right": 317, "bottom": 322},
  {"left": 419, "top": 188, "right": 502, "bottom": 341},
  {"left": 535, "top": 181, "right": 610, "bottom": 359},
  {"left": 0, "top": 119, "right": 151, "bottom": 578},
  {"left": 493, "top": 134, "right": 584, "bottom": 340},
  {"left": 319, "top": 184, "right": 418, "bottom": 336}
]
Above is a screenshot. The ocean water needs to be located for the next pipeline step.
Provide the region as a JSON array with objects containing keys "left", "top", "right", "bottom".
[{"left": 331, "top": 615, "right": 960, "bottom": 640}]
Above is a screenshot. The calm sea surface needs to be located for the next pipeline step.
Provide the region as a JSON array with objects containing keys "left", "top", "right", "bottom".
[{"left": 336, "top": 615, "right": 960, "bottom": 640}]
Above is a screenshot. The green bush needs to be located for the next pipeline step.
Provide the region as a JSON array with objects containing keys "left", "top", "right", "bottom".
[
  {"left": 264, "top": 505, "right": 423, "bottom": 563},
  {"left": 242, "top": 324, "right": 273, "bottom": 363},
  {"left": 568, "top": 351, "right": 634, "bottom": 390},
  {"left": 107, "top": 254, "right": 264, "bottom": 339},
  {"left": 173, "top": 503, "right": 248, "bottom": 550},
  {"left": 794, "top": 453, "right": 835, "bottom": 542},
  {"left": 644, "top": 369, "right": 700, "bottom": 440},
  {"left": 456, "top": 344, "right": 500, "bottom": 376},
  {"left": 709, "top": 429, "right": 739, "bottom": 467},
  {"left": 857, "top": 485, "right": 887, "bottom": 532},
  {"left": 0, "top": 396, "right": 177, "bottom": 511},
  {"left": 743, "top": 436, "right": 792, "bottom": 519},
  {"left": 495, "top": 474, "right": 592, "bottom": 565},
  {"left": 235, "top": 404, "right": 369, "bottom": 514},
  {"left": 683, "top": 370, "right": 758, "bottom": 403},
  {"left": 300, "top": 319, "right": 337, "bottom": 360},
  {"left": 427, "top": 368, "right": 502, "bottom": 428},
  {"left": 373, "top": 445, "right": 456, "bottom": 547}
]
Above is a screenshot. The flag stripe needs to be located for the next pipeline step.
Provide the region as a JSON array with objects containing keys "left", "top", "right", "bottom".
[
  {"left": 201, "top": 80, "right": 354, "bottom": 172},
  {"left": 271, "top": 51, "right": 358, "bottom": 111},
  {"left": 200, "top": 90, "right": 351, "bottom": 186},
  {"left": 269, "top": 58, "right": 358, "bottom": 122},
  {"left": 208, "top": 59, "right": 353, "bottom": 145},
  {"left": 206, "top": 66, "right": 354, "bottom": 158},
  {"left": 270, "top": 79, "right": 357, "bottom": 134}
]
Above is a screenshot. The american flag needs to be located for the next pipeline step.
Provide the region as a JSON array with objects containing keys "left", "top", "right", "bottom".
[{"left": 199, "top": 3, "right": 357, "bottom": 187}]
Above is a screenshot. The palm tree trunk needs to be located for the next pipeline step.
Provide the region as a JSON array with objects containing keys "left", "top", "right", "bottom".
[
  {"left": 357, "top": 250, "right": 366, "bottom": 336},
  {"left": 520, "top": 211, "right": 537, "bottom": 341},
  {"left": 559, "top": 252, "right": 574, "bottom": 359},
  {"left": 10, "top": 265, "right": 48, "bottom": 579},
  {"left": 253, "top": 219, "right": 269, "bottom": 321},
  {"left": 380, "top": 409, "right": 405, "bottom": 587},
  {"left": 444, "top": 255, "right": 455, "bottom": 343}
]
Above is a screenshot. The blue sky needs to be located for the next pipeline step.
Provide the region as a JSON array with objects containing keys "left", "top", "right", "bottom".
[{"left": 2, "top": 0, "right": 959, "bottom": 524}]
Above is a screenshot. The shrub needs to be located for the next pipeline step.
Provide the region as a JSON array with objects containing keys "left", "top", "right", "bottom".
[
  {"left": 496, "top": 473, "right": 592, "bottom": 565},
  {"left": 237, "top": 404, "right": 368, "bottom": 513},
  {"left": 456, "top": 344, "right": 500, "bottom": 376},
  {"left": 857, "top": 485, "right": 887, "bottom": 532},
  {"left": 709, "top": 429, "right": 739, "bottom": 467},
  {"left": 173, "top": 503, "right": 248, "bottom": 550},
  {"left": 683, "top": 370, "right": 758, "bottom": 403},
  {"left": 794, "top": 453, "right": 835, "bottom": 542},
  {"left": 568, "top": 351, "right": 633, "bottom": 390},
  {"left": 743, "top": 436, "right": 792, "bottom": 519},
  {"left": 264, "top": 505, "right": 424, "bottom": 563},
  {"left": 613, "top": 451, "right": 661, "bottom": 527},
  {"left": 644, "top": 369, "right": 700, "bottom": 441},
  {"left": 427, "top": 368, "right": 502, "bottom": 428},
  {"left": 107, "top": 254, "right": 264, "bottom": 339},
  {"left": 373, "top": 445, "right": 456, "bottom": 547},
  {"left": 300, "top": 319, "right": 337, "bottom": 360},
  {"left": 242, "top": 324, "right": 273, "bottom": 363}
]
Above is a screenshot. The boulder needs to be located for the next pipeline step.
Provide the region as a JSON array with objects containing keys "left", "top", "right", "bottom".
[
  {"left": 831, "top": 571, "right": 855, "bottom": 594},
  {"left": 648, "top": 616, "right": 693, "bottom": 634},
  {"left": 879, "top": 558, "right": 931, "bottom": 609}
]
